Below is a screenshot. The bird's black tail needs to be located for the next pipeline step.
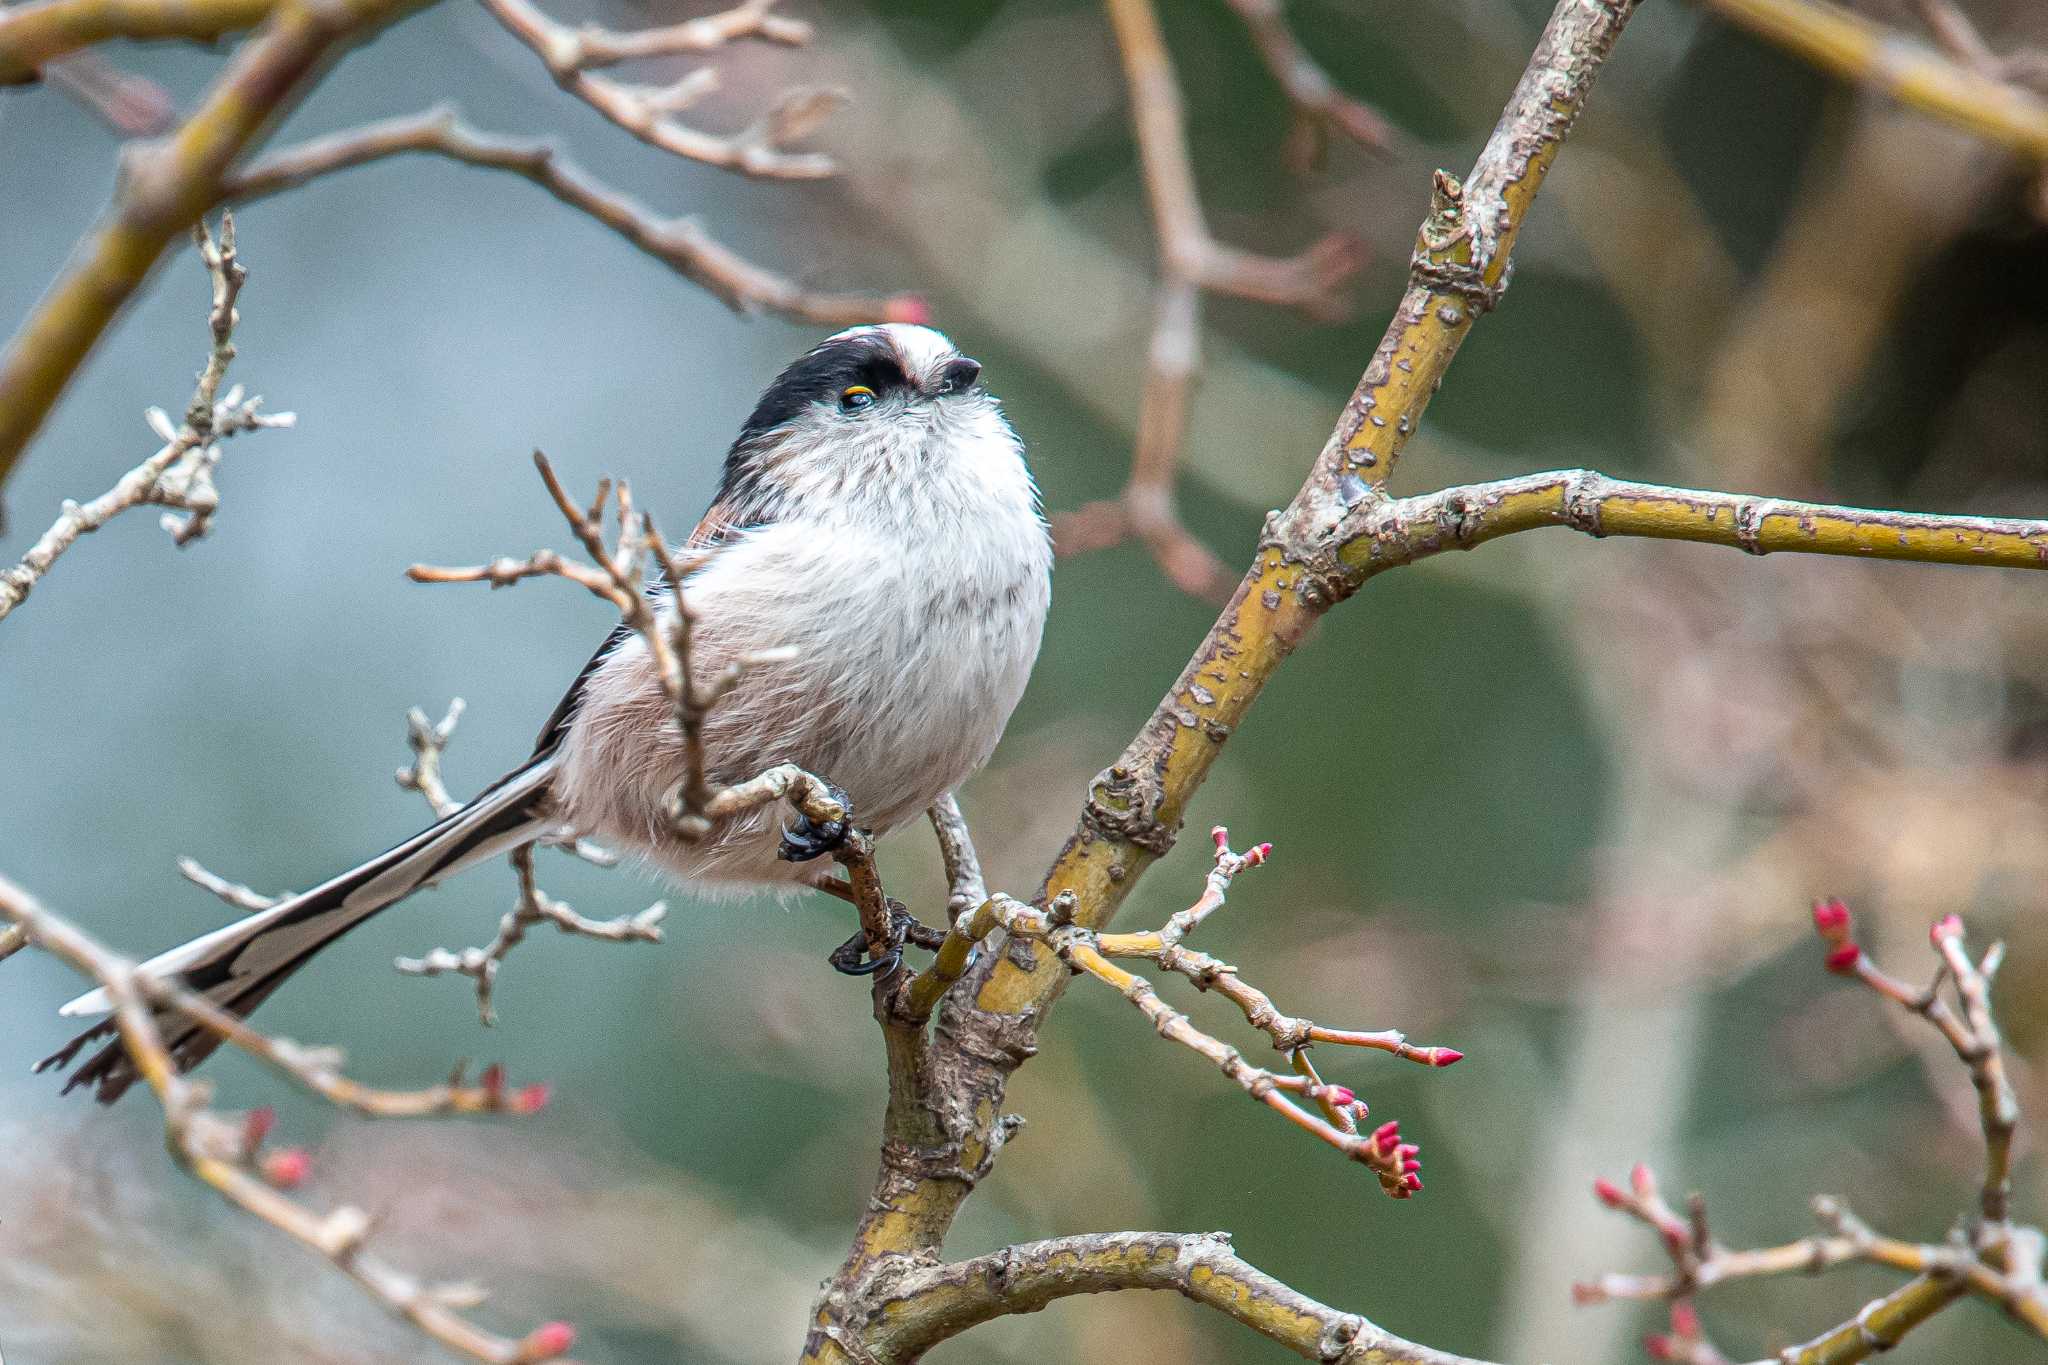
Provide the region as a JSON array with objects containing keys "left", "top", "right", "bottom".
[{"left": 38, "top": 757, "right": 558, "bottom": 1103}]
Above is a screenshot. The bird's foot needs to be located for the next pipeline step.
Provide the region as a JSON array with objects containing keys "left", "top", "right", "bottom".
[
  {"left": 826, "top": 898, "right": 944, "bottom": 977},
  {"left": 778, "top": 783, "right": 854, "bottom": 863}
]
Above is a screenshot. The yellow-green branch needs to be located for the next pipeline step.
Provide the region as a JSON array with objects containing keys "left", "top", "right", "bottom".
[
  {"left": 1701, "top": 0, "right": 2048, "bottom": 161},
  {"left": 1342, "top": 469, "right": 2048, "bottom": 576},
  {"left": 0, "top": 0, "right": 275, "bottom": 83}
]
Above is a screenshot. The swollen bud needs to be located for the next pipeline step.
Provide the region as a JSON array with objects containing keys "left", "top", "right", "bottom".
[
  {"left": 514, "top": 1083, "right": 553, "bottom": 1114},
  {"left": 1930, "top": 914, "right": 1963, "bottom": 946},
  {"left": 1593, "top": 1176, "right": 1627, "bottom": 1209},
  {"left": 520, "top": 1320, "right": 577, "bottom": 1360},
  {"left": 1824, "top": 942, "right": 1863, "bottom": 975},
  {"left": 1812, "top": 898, "right": 1851, "bottom": 938},
  {"left": 261, "top": 1147, "right": 313, "bottom": 1189}
]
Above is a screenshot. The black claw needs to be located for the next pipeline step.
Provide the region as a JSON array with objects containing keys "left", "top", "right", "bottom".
[
  {"left": 778, "top": 783, "right": 854, "bottom": 863},
  {"left": 828, "top": 928, "right": 899, "bottom": 976}
]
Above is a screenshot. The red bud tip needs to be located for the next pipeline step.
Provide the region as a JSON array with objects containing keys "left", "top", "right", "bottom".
[
  {"left": 1571, "top": 1282, "right": 1606, "bottom": 1306},
  {"left": 261, "top": 1147, "right": 312, "bottom": 1188},
  {"left": 1593, "top": 1176, "right": 1627, "bottom": 1208},
  {"left": 514, "top": 1082, "right": 553, "bottom": 1114},
  {"left": 1630, "top": 1162, "right": 1654, "bottom": 1196},
  {"left": 1930, "top": 914, "right": 1963, "bottom": 946},
  {"left": 1812, "top": 898, "right": 1851, "bottom": 937},
  {"left": 883, "top": 295, "right": 931, "bottom": 327},
  {"left": 480, "top": 1062, "right": 505, "bottom": 1099},
  {"left": 1211, "top": 826, "right": 1229, "bottom": 849},
  {"left": 1670, "top": 1301, "right": 1701, "bottom": 1337},
  {"left": 521, "top": 1320, "right": 577, "bottom": 1359},
  {"left": 1431, "top": 1048, "right": 1464, "bottom": 1067},
  {"left": 1372, "top": 1120, "right": 1401, "bottom": 1146},
  {"left": 1643, "top": 1333, "right": 1677, "bottom": 1361},
  {"left": 1322, "top": 1085, "right": 1356, "bottom": 1108},
  {"left": 1394, "top": 1142, "right": 1419, "bottom": 1160},
  {"left": 1824, "top": 942, "right": 1863, "bottom": 974},
  {"left": 1247, "top": 842, "right": 1273, "bottom": 865},
  {"left": 242, "top": 1105, "right": 277, "bottom": 1151},
  {"left": 1660, "top": 1224, "right": 1689, "bottom": 1255},
  {"left": 1391, "top": 1185, "right": 1413, "bottom": 1200},
  {"left": 1402, "top": 1157, "right": 1422, "bottom": 1174},
  {"left": 1401, "top": 1171, "right": 1423, "bottom": 1191}
]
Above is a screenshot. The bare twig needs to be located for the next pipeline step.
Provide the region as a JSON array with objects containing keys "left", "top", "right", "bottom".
[
  {"left": 482, "top": 0, "right": 842, "bottom": 180},
  {"left": 1578, "top": 906, "right": 2048, "bottom": 1361},
  {"left": 0, "top": 214, "right": 292, "bottom": 623},
  {"left": 225, "top": 107, "right": 920, "bottom": 326},
  {"left": 537, "top": 0, "right": 810, "bottom": 67},
  {"left": 394, "top": 845, "right": 664, "bottom": 1027},
  {"left": 1056, "top": 0, "right": 1364, "bottom": 601},
  {"left": 0, "top": 872, "right": 579, "bottom": 1363},
  {"left": 926, "top": 793, "right": 986, "bottom": 917}
]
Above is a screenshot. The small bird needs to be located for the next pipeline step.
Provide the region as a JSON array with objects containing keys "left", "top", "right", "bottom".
[{"left": 43, "top": 323, "right": 1053, "bottom": 1102}]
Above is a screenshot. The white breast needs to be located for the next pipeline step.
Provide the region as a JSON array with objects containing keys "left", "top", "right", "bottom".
[{"left": 556, "top": 395, "right": 1051, "bottom": 889}]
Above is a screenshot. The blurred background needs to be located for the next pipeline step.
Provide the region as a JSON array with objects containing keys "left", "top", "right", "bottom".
[{"left": 3, "top": 0, "right": 2047, "bottom": 1361}]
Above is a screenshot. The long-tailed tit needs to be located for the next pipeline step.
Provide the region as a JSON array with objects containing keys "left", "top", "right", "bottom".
[{"left": 43, "top": 323, "right": 1053, "bottom": 1102}]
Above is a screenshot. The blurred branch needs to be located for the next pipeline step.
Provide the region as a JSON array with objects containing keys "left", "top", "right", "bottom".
[
  {"left": 1054, "top": 0, "right": 1364, "bottom": 602},
  {"left": 1338, "top": 468, "right": 2048, "bottom": 578},
  {"left": 0, "top": 215, "right": 292, "bottom": 624},
  {"left": 0, "top": 0, "right": 428, "bottom": 499},
  {"left": 0, "top": 872, "right": 580, "bottom": 1364},
  {"left": 864, "top": 1230, "right": 1496, "bottom": 1365},
  {"left": 1700, "top": 0, "right": 2048, "bottom": 160},
  {"left": 481, "top": 0, "right": 843, "bottom": 180},
  {"left": 41, "top": 50, "right": 175, "bottom": 133},
  {"left": 224, "top": 106, "right": 919, "bottom": 325},
  {"left": 1225, "top": 0, "right": 1397, "bottom": 162},
  {"left": 1578, "top": 905, "right": 2048, "bottom": 1362},
  {"left": 0, "top": 0, "right": 273, "bottom": 83}
]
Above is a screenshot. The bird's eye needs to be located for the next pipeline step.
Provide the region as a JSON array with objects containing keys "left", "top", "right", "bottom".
[{"left": 840, "top": 386, "right": 875, "bottom": 411}]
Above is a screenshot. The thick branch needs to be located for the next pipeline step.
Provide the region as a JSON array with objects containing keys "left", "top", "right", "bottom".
[
  {"left": 866, "top": 1230, "right": 1498, "bottom": 1365},
  {"left": 0, "top": 0, "right": 274, "bottom": 83},
  {"left": 225, "top": 107, "right": 918, "bottom": 326}
]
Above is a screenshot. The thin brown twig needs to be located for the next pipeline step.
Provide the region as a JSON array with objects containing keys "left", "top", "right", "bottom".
[
  {"left": 0, "top": 872, "right": 580, "bottom": 1364},
  {"left": 1056, "top": 0, "right": 1364, "bottom": 602},
  {"left": 41, "top": 50, "right": 175, "bottom": 134},
  {"left": 1224, "top": 0, "right": 1397, "bottom": 163},
  {"left": 481, "top": 0, "right": 842, "bottom": 181},
  {"left": 0, "top": 214, "right": 292, "bottom": 623},
  {"left": 225, "top": 107, "right": 917, "bottom": 326}
]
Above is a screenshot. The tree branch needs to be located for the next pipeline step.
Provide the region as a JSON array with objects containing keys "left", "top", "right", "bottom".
[
  {"left": 1699, "top": 0, "right": 2048, "bottom": 161},
  {"left": 1337, "top": 468, "right": 2048, "bottom": 579},
  {"left": 1224, "top": 0, "right": 1398, "bottom": 162},
  {"left": 480, "top": 0, "right": 842, "bottom": 181},
  {"left": 223, "top": 106, "right": 920, "bottom": 326},
  {"left": 866, "top": 1230, "right": 1499, "bottom": 1365},
  {"left": 0, "top": 873, "right": 578, "bottom": 1363},
  {"left": 0, "top": 0, "right": 429, "bottom": 497},
  {"left": 0, "top": 0, "right": 274, "bottom": 83},
  {"left": 1054, "top": 0, "right": 1364, "bottom": 602},
  {"left": 0, "top": 214, "right": 292, "bottom": 623}
]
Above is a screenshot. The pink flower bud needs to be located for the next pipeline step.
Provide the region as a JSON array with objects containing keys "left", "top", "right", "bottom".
[
  {"left": 261, "top": 1147, "right": 312, "bottom": 1189},
  {"left": 1211, "top": 826, "right": 1229, "bottom": 849},
  {"left": 1571, "top": 1282, "right": 1606, "bottom": 1306},
  {"left": 1670, "top": 1301, "right": 1701, "bottom": 1338},
  {"left": 1431, "top": 1048, "right": 1464, "bottom": 1067},
  {"left": 1630, "top": 1162, "right": 1654, "bottom": 1197},
  {"left": 1372, "top": 1120, "right": 1401, "bottom": 1147},
  {"left": 1643, "top": 1333, "right": 1677, "bottom": 1361},
  {"left": 1321, "top": 1085, "right": 1356, "bottom": 1108},
  {"left": 1401, "top": 1171, "right": 1423, "bottom": 1192},
  {"left": 1930, "top": 914, "right": 1963, "bottom": 946},
  {"left": 521, "top": 1320, "right": 577, "bottom": 1359},
  {"left": 1824, "top": 942, "right": 1862, "bottom": 974},
  {"left": 480, "top": 1062, "right": 505, "bottom": 1102},
  {"left": 1593, "top": 1176, "right": 1627, "bottom": 1208},
  {"left": 514, "top": 1083, "right": 553, "bottom": 1114},
  {"left": 1812, "top": 898, "right": 1851, "bottom": 936}
]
